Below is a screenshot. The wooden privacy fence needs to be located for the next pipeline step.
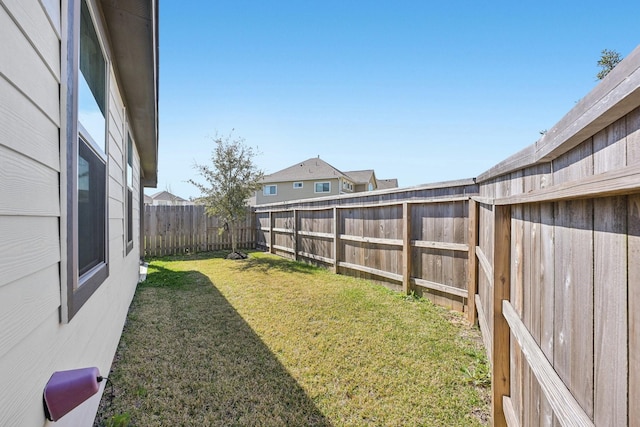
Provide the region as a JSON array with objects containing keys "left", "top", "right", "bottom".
[
  {"left": 143, "top": 205, "right": 254, "bottom": 257},
  {"left": 253, "top": 46, "right": 640, "bottom": 427},
  {"left": 254, "top": 181, "right": 478, "bottom": 313},
  {"left": 469, "top": 47, "right": 640, "bottom": 426}
]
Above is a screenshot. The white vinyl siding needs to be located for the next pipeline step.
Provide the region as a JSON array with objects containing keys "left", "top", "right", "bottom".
[{"left": 0, "top": 1, "right": 144, "bottom": 425}]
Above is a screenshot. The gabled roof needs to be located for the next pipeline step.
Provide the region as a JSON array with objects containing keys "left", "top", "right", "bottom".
[
  {"left": 377, "top": 178, "right": 399, "bottom": 189},
  {"left": 149, "top": 191, "right": 188, "bottom": 203},
  {"left": 262, "top": 157, "right": 349, "bottom": 183},
  {"left": 343, "top": 169, "right": 376, "bottom": 184}
]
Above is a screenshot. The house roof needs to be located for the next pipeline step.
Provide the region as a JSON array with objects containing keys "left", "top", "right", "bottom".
[
  {"left": 149, "top": 191, "right": 188, "bottom": 202},
  {"left": 261, "top": 157, "right": 349, "bottom": 183},
  {"left": 377, "top": 178, "right": 399, "bottom": 189},
  {"left": 343, "top": 170, "right": 376, "bottom": 184},
  {"left": 101, "top": 0, "right": 159, "bottom": 187}
]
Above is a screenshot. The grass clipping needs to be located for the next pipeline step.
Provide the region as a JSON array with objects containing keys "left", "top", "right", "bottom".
[{"left": 96, "top": 252, "right": 489, "bottom": 426}]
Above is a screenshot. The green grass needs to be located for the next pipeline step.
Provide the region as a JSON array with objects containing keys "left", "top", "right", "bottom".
[{"left": 95, "top": 251, "right": 489, "bottom": 426}]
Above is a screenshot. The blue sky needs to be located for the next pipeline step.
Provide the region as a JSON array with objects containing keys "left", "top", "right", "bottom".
[{"left": 155, "top": 1, "right": 639, "bottom": 200}]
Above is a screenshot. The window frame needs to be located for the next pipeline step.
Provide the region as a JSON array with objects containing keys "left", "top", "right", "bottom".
[
  {"left": 63, "top": 0, "right": 110, "bottom": 322},
  {"left": 293, "top": 181, "right": 303, "bottom": 189},
  {"left": 263, "top": 185, "right": 277, "bottom": 196},
  {"left": 314, "top": 182, "right": 331, "bottom": 193},
  {"left": 125, "top": 132, "right": 134, "bottom": 254}
]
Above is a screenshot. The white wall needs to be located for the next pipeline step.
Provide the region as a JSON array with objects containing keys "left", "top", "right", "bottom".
[{"left": 0, "top": 1, "right": 144, "bottom": 425}]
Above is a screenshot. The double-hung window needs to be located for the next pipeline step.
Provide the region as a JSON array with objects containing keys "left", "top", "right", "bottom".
[
  {"left": 65, "top": 0, "right": 109, "bottom": 321},
  {"left": 314, "top": 182, "right": 330, "bottom": 193},
  {"left": 126, "top": 133, "right": 134, "bottom": 253}
]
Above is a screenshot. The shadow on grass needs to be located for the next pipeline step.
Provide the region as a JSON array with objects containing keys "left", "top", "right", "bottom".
[
  {"left": 235, "top": 253, "right": 318, "bottom": 275},
  {"left": 146, "top": 250, "right": 317, "bottom": 276},
  {"left": 96, "top": 264, "right": 331, "bottom": 426}
]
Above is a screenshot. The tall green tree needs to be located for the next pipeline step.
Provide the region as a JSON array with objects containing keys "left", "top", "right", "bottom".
[
  {"left": 596, "top": 49, "right": 623, "bottom": 80},
  {"left": 189, "top": 133, "right": 264, "bottom": 255}
]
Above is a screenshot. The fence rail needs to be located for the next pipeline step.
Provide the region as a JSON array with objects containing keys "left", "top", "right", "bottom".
[{"left": 143, "top": 205, "right": 254, "bottom": 257}]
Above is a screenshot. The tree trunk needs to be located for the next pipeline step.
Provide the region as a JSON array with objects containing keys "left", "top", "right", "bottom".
[{"left": 230, "top": 219, "right": 238, "bottom": 253}]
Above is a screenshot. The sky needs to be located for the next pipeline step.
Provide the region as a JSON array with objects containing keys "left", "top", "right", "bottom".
[{"left": 153, "top": 1, "right": 639, "bottom": 200}]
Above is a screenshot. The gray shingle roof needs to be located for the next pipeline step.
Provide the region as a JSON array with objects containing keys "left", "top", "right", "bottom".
[
  {"left": 261, "top": 157, "right": 348, "bottom": 183},
  {"left": 343, "top": 170, "right": 375, "bottom": 184},
  {"left": 149, "top": 191, "right": 188, "bottom": 202}
]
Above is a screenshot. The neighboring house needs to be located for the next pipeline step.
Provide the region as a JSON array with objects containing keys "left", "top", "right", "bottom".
[
  {"left": 146, "top": 190, "right": 192, "bottom": 206},
  {"left": 0, "top": 1, "right": 159, "bottom": 426},
  {"left": 256, "top": 157, "right": 394, "bottom": 205}
]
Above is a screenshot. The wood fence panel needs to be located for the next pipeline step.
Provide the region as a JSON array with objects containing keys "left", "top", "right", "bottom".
[
  {"left": 552, "top": 139, "right": 593, "bottom": 185},
  {"left": 255, "top": 211, "right": 269, "bottom": 249},
  {"left": 452, "top": 201, "right": 467, "bottom": 310},
  {"left": 144, "top": 205, "right": 253, "bottom": 256}
]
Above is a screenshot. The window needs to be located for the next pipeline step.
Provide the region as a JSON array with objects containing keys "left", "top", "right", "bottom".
[
  {"left": 263, "top": 185, "right": 277, "bottom": 196},
  {"left": 293, "top": 182, "right": 303, "bottom": 189},
  {"left": 64, "top": 0, "right": 109, "bottom": 321},
  {"left": 126, "top": 133, "right": 134, "bottom": 253},
  {"left": 315, "top": 182, "right": 330, "bottom": 193},
  {"left": 368, "top": 183, "right": 374, "bottom": 191},
  {"left": 78, "top": 0, "right": 106, "bottom": 152}
]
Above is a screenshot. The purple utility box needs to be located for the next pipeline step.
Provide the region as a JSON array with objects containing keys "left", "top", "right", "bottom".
[{"left": 43, "top": 367, "right": 101, "bottom": 421}]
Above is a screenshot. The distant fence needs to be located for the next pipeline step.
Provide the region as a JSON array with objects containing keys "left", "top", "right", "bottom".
[
  {"left": 254, "top": 180, "right": 478, "bottom": 312},
  {"left": 143, "top": 205, "right": 254, "bottom": 257}
]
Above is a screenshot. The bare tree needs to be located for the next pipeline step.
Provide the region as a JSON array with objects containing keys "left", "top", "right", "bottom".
[
  {"left": 596, "top": 49, "right": 623, "bottom": 80},
  {"left": 189, "top": 132, "right": 263, "bottom": 256}
]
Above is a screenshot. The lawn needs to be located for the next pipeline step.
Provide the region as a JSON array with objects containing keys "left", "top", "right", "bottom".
[{"left": 95, "top": 251, "right": 489, "bottom": 426}]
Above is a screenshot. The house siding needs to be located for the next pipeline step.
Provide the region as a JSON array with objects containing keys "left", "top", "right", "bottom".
[
  {"left": 256, "top": 178, "right": 341, "bottom": 204},
  {"left": 0, "top": 1, "right": 145, "bottom": 425}
]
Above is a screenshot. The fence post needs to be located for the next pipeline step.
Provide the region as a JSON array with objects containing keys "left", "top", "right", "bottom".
[
  {"left": 333, "top": 207, "right": 340, "bottom": 274},
  {"left": 491, "top": 204, "right": 511, "bottom": 427},
  {"left": 293, "top": 209, "right": 299, "bottom": 261},
  {"left": 467, "top": 198, "right": 478, "bottom": 324},
  {"left": 402, "top": 202, "right": 412, "bottom": 294},
  {"left": 269, "top": 211, "right": 275, "bottom": 254}
]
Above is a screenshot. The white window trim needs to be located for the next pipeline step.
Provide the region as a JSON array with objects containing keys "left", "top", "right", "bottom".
[
  {"left": 293, "top": 181, "right": 303, "bottom": 189},
  {"left": 314, "top": 181, "right": 331, "bottom": 193},
  {"left": 263, "top": 184, "right": 277, "bottom": 196}
]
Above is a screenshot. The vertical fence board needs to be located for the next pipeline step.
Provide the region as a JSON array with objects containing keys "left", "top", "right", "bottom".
[
  {"left": 539, "top": 202, "right": 556, "bottom": 426},
  {"left": 594, "top": 197, "right": 628, "bottom": 426},
  {"left": 629, "top": 194, "right": 640, "bottom": 427},
  {"left": 553, "top": 199, "right": 594, "bottom": 419}
]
